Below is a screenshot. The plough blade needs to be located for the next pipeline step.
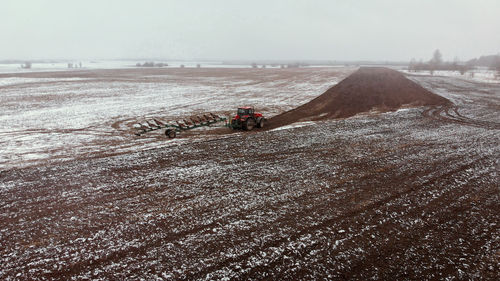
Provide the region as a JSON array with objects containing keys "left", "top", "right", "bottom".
[{"left": 133, "top": 112, "right": 227, "bottom": 138}]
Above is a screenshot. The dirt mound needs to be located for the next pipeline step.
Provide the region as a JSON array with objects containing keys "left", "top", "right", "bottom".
[{"left": 268, "top": 67, "right": 450, "bottom": 129}]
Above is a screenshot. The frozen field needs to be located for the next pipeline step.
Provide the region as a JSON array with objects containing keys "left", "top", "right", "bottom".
[
  {"left": 0, "top": 67, "right": 355, "bottom": 170},
  {"left": 0, "top": 68, "right": 499, "bottom": 280},
  {"left": 0, "top": 61, "right": 261, "bottom": 74},
  {"left": 402, "top": 69, "right": 500, "bottom": 84}
]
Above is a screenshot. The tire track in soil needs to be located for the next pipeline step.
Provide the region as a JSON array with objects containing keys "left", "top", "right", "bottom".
[
  {"left": 41, "top": 220, "right": 223, "bottom": 280},
  {"left": 304, "top": 162, "right": 493, "bottom": 280},
  {"left": 3, "top": 128, "right": 497, "bottom": 279},
  {"left": 68, "top": 131, "right": 473, "bottom": 278},
  {"left": 36, "top": 138, "right": 427, "bottom": 279},
  {"left": 422, "top": 105, "right": 500, "bottom": 130},
  {"left": 177, "top": 156, "right": 487, "bottom": 280},
  {"left": 3, "top": 71, "right": 498, "bottom": 279},
  {"left": 235, "top": 156, "right": 490, "bottom": 280}
]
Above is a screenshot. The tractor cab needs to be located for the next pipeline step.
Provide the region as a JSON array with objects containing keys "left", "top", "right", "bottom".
[
  {"left": 230, "top": 106, "right": 265, "bottom": 131},
  {"left": 237, "top": 107, "right": 254, "bottom": 117}
]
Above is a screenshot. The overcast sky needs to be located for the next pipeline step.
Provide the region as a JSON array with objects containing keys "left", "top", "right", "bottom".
[{"left": 1, "top": 0, "right": 499, "bottom": 61}]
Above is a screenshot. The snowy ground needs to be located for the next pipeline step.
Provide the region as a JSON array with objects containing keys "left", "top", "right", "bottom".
[
  {"left": 0, "top": 68, "right": 499, "bottom": 280},
  {"left": 0, "top": 60, "right": 256, "bottom": 74},
  {"left": 0, "top": 60, "right": 349, "bottom": 74},
  {"left": 401, "top": 69, "right": 500, "bottom": 84},
  {"left": 0, "top": 67, "right": 355, "bottom": 170}
]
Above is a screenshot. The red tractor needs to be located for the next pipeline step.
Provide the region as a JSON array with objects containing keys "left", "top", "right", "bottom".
[{"left": 229, "top": 106, "right": 265, "bottom": 131}]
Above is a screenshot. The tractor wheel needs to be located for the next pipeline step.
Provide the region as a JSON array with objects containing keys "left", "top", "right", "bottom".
[
  {"left": 243, "top": 118, "right": 255, "bottom": 131},
  {"left": 256, "top": 118, "right": 265, "bottom": 128},
  {"left": 165, "top": 129, "right": 176, "bottom": 138}
]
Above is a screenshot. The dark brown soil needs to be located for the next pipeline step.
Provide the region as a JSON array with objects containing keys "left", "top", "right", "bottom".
[
  {"left": 1, "top": 69, "right": 498, "bottom": 280},
  {"left": 268, "top": 67, "right": 450, "bottom": 129}
]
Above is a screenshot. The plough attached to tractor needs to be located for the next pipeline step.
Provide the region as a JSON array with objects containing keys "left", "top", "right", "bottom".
[
  {"left": 133, "top": 107, "right": 266, "bottom": 139},
  {"left": 133, "top": 113, "right": 227, "bottom": 139}
]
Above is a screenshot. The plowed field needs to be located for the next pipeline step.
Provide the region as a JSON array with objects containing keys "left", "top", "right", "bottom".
[{"left": 1, "top": 68, "right": 499, "bottom": 280}]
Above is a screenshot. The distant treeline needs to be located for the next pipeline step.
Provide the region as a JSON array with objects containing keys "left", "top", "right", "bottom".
[
  {"left": 0, "top": 59, "right": 60, "bottom": 64},
  {"left": 409, "top": 50, "right": 500, "bottom": 74},
  {"left": 468, "top": 55, "right": 500, "bottom": 69},
  {"left": 136, "top": 62, "right": 168, "bottom": 67},
  {"left": 250, "top": 62, "right": 311, "bottom": 68}
]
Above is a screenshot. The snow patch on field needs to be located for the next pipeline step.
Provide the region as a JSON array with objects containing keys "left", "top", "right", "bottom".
[
  {"left": 269, "top": 121, "right": 316, "bottom": 131},
  {"left": 0, "top": 67, "right": 355, "bottom": 170},
  {"left": 401, "top": 69, "right": 500, "bottom": 84},
  {"left": 0, "top": 77, "right": 91, "bottom": 87}
]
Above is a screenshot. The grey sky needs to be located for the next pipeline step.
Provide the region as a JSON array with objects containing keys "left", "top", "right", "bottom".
[{"left": 1, "top": 0, "right": 499, "bottom": 61}]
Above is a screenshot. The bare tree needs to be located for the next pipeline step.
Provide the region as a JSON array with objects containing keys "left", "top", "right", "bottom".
[
  {"left": 452, "top": 56, "right": 459, "bottom": 73},
  {"left": 430, "top": 49, "right": 443, "bottom": 65},
  {"left": 495, "top": 57, "right": 500, "bottom": 79},
  {"left": 429, "top": 49, "right": 442, "bottom": 74},
  {"left": 409, "top": 58, "right": 416, "bottom": 72}
]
